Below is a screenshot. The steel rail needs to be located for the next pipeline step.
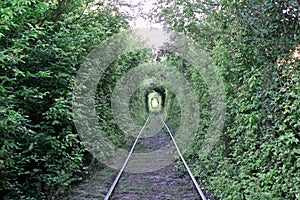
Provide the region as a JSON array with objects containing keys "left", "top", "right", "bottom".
[
  {"left": 161, "top": 117, "right": 207, "bottom": 200},
  {"left": 104, "top": 115, "right": 150, "bottom": 200}
]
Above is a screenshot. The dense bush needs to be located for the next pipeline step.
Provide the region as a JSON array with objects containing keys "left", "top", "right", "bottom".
[
  {"left": 95, "top": 50, "right": 154, "bottom": 146},
  {"left": 154, "top": 0, "right": 300, "bottom": 199},
  {"left": 0, "top": 0, "right": 127, "bottom": 199}
]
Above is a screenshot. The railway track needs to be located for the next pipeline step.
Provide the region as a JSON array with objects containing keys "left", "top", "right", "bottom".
[{"left": 104, "top": 115, "right": 207, "bottom": 200}]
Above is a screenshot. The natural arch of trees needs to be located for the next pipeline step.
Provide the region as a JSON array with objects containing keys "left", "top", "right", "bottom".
[{"left": 0, "top": 0, "right": 299, "bottom": 199}]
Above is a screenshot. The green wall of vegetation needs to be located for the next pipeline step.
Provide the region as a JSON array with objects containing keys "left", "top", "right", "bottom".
[
  {"left": 0, "top": 0, "right": 127, "bottom": 198},
  {"left": 154, "top": 0, "right": 300, "bottom": 199}
]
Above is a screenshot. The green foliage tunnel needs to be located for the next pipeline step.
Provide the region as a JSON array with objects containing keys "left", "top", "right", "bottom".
[{"left": 0, "top": 0, "right": 299, "bottom": 199}]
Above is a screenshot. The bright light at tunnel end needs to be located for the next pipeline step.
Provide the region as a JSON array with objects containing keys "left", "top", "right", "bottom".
[{"left": 72, "top": 28, "right": 226, "bottom": 173}]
